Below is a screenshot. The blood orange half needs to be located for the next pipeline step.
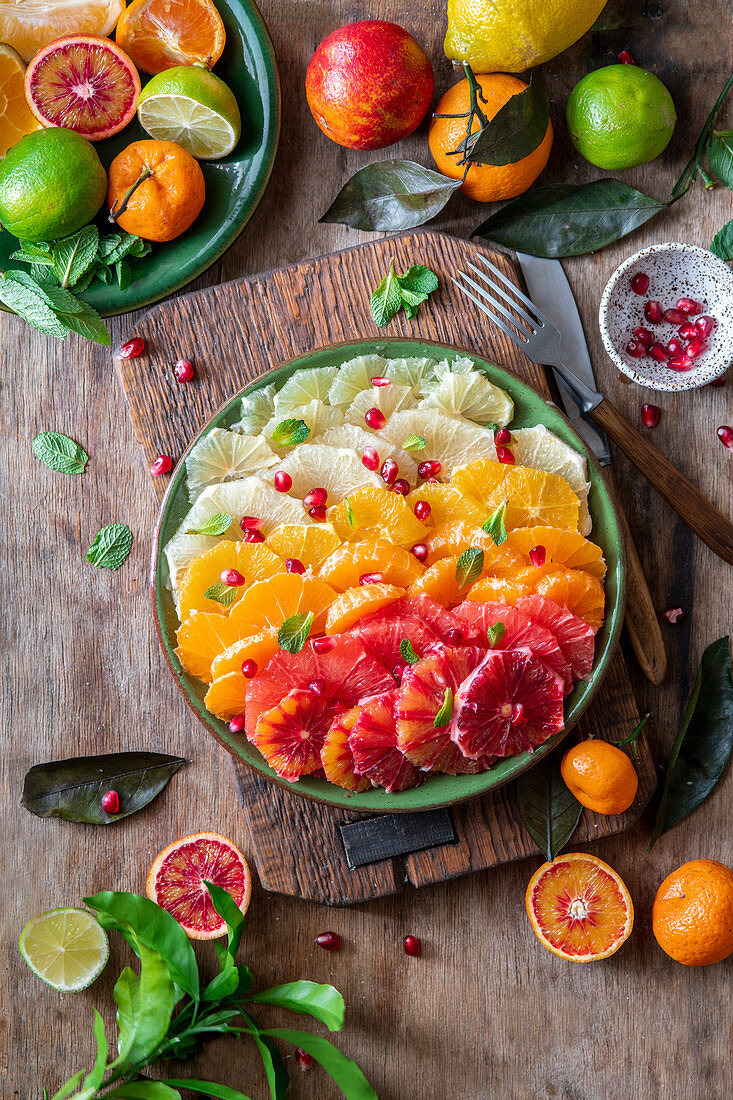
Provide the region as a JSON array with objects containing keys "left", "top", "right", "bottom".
[
  {"left": 525, "top": 853, "right": 634, "bottom": 962},
  {"left": 146, "top": 832, "right": 251, "bottom": 940}
]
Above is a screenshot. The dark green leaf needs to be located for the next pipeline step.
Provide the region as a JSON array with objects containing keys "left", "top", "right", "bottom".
[
  {"left": 201, "top": 957, "right": 239, "bottom": 1002},
  {"left": 262, "top": 1029, "right": 378, "bottom": 1100},
  {"left": 482, "top": 500, "right": 508, "bottom": 545},
  {"left": 707, "top": 130, "right": 733, "bottom": 188},
  {"left": 455, "top": 547, "right": 484, "bottom": 588},
  {"left": 463, "top": 72, "right": 550, "bottom": 166},
  {"left": 116, "top": 259, "right": 132, "bottom": 291},
  {"left": 270, "top": 418, "right": 310, "bottom": 448},
  {"left": 0, "top": 275, "right": 69, "bottom": 337},
  {"left": 58, "top": 299, "right": 112, "bottom": 346},
  {"left": 32, "top": 431, "right": 88, "bottom": 475},
  {"left": 52, "top": 226, "right": 99, "bottom": 287},
  {"left": 516, "top": 749, "right": 582, "bottom": 861},
  {"left": 162, "top": 1083, "right": 251, "bottom": 1100},
  {"left": 320, "top": 160, "right": 461, "bottom": 232},
  {"left": 106, "top": 1085, "right": 181, "bottom": 1099},
  {"left": 486, "top": 622, "right": 506, "bottom": 649},
  {"left": 204, "top": 582, "right": 238, "bottom": 608},
  {"left": 5, "top": 270, "right": 81, "bottom": 313},
  {"left": 86, "top": 523, "right": 133, "bottom": 569},
  {"left": 399, "top": 639, "right": 421, "bottom": 665},
  {"left": 710, "top": 218, "right": 733, "bottom": 260},
  {"left": 473, "top": 180, "right": 668, "bottom": 258},
  {"left": 278, "top": 610, "right": 314, "bottom": 654},
  {"left": 188, "top": 513, "right": 233, "bottom": 536},
  {"left": 204, "top": 880, "right": 245, "bottom": 959},
  {"left": 650, "top": 637, "right": 733, "bottom": 848},
  {"left": 434, "top": 687, "right": 453, "bottom": 728},
  {"left": 672, "top": 74, "right": 733, "bottom": 199},
  {"left": 97, "top": 232, "right": 124, "bottom": 261},
  {"left": 48, "top": 1072, "right": 86, "bottom": 1100},
  {"left": 370, "top": 264, "right": 402, "bottom": 327},
  {"left": 396, "top": 264, "right": 439, "bottom": 296},
  {"left": 81, "top": 1010, "right": 108, "bottom": 1091},
  {"left": 402, "top": 434, "right": 426, "bottom": 452},
  {"left": 249, "top": 980, "right": 345, "bottom": 1032}
]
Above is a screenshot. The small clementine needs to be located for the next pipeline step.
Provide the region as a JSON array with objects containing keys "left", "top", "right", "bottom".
[
  {"left": 107, "top": 138, "right": 205, "bottom": 241},
  {"left": 560, "top": 738, "right": 638, "bottom": 815},
  {"left": 652, "top": 859, "right": 733, "bottom": 966}
]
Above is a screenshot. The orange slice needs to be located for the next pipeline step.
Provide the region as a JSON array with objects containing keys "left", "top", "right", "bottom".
[
  {"left": 525, "top": 853, "right": 634, "bottom": 962},
  {"left": 0, "top": 0, "right": 125, "bottom": 62},
  {"left": 466, "top": 570, "right": 538, "bottom": 605},
  {"left": 319, "top": 540, "right": 423, "bottom": 590},
  {"left": 320, "top": 707, "right": 370, "bottom": 792},
  {"left": 178, "top": 541, "right": 283, "bottom": 620},
  {"left": 228, "top": 573, "right": 337, "bottom": 637},
  {"left": 325, "top": 583, "right": 405, "bottom": 633},
  {"left": 330, "top": 486, "right": 425, "bottom": 547},
  {"left": 204, "top": 672, "right": 249, "bottom": 721},
  {"left": 0, "top": 44, "right": 42, "bottom": 155},
  {"left": 507, "top": 526, "right": 606, "bottom": 579},
  {"left": 116, "top": 0, "right": 226, "bottom": 74},
  {"left": 407, "top": 555, "right": 485, "bottom": 609},
  {"left": 535, "top": 568, "right": 605, "bottom": 631},
  {"left": 265, "top": 523, "right": 341, "bottom": 570},
  {"left": 176, "top": 611, "right": 245, "bottom": 681},
  {"left": 450, "top": 458, "right": 509, "bottom": 504},
  {"left": 423, "top": 521, "right": 524, "bottom": 572},
  {"left": 410, "top": 483, "right": 487, "bottom": 527},
  {"left": 453, "top": 461, "right": 580, "bottom": 531},
  {"left": 210, "top": 631, "right": 279, "bottom": 680}
]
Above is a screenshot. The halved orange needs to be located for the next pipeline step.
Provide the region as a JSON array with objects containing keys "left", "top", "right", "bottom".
[
  {"left": 535, "top": 568, "right": 605, "bottom": 631},
  {"left": 330, "top": 486, "right": 425, "bottom": 547},
  {"left": 0, "top": 44, "right": 41, "bottom": 155},
  {"left": 319, "top": 540, "right": 423, "bottom": 590},
  {"left": 410, "top": 483, "right": 487, "bottom": 527},
  {"left": 525, "top": 853, "right": 634, "bottom": 962},
  {"left": 116, "top": 0, "right": 226, "bottom": 74},
  {"left": 507, "top": 526, "right": 606, "bottom": 579},
  {"left": 176, "top": 610, "right": 245, "bottom": 681},
  {"left": 325, "top": 583, "right": 405, "bottom": 633},
  {"left": 210, "top": 631, "right": 279, "bottom": 680},
  {"left": 0, "top": 0, "right": 125, "bottom": 62},
  {"left": 178, "top": 541, "right": 283, "bottom": 620},
  {"left": 228, "top": 573, "right": 337, "bottom": 637},
  {"left": 266, "top": 522, "right": 341, "bottom": 570}
]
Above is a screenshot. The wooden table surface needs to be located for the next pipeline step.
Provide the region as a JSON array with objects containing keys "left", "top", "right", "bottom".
[{"left": 3, "top": 1, "right": 732, "bottom": 1097}]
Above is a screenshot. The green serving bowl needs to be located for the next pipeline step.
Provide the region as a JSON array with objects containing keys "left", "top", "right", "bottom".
[{"left": 151, "top": 339, "right": 626, "bottom": 812}]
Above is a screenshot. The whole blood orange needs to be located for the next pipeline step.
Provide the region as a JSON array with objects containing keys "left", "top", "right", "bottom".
[
  {"left": 305, "top": 20, "right": 434, "bottom": 150},
  {"left": 560, "top": 738, "right": 638, "bottom": 815},
  {"left": 146, "top": 832, "right": 251, "bottom": 939},
  {"left": 107, "top": 138, "right": 205, "bottom": 241},
  {"left": 526, "top": 852, "right": 634, "bottom": 962},
  {"left": 652, "top": 859, "right": 733, "bottom": 966}
]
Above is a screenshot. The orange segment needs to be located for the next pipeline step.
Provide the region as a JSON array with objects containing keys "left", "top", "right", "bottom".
[
  {"left": 535, "top": 568, "right": 605, "bottom": 631},
  {"left": 176, "top": 611, "right": 245, "bottom": 681},
  {"left": 204, "top": 671, "right": 248, "bottom": 721},
  {"left": 450, "top": 459, "right": 509, "bottom": 504},
  {"left": 452, "top": 461, "right": 580, "bottom": 531},
  {"left": 407, "top": 556, "right": 481, "bottom": 609},
  {"left": 320, "top": 707, "right": 370, "bottom": 792},
  {"left": 116, "top": 0, "right": 226, "bottom": 74},
  {"left": 228, "top": 573, "right": 337, "bottom": 637},
  {"left": 0, "top": 0, "right": 125, "bottom": 63},
  {"left": 423, "top": 521, "right": 524, "bottom": 571},
  {"left": 330, "top": 486, "right": 425, "bottom": 547},
  {"left": 0, "top": 44, "right": 42, "bottom": 155},
  {"left": 319, "top": 540, "right": 423, "bottom": 590},
  {"left": 265, "top": 523, "right": 341, "bottom": 570},
  {"left": 210, "top": 631, "right": 279, "bottom": 680},
  {"left": 410, "top": 483, "right": 487, "bottom": 527},
  {"left": 466, "top": 570, "right": 538, "bottom": 605},
  {"left": 525, "top": 853, "right": 634, "bottom": 962},
  {"left": 178, "top": 541, "right": 283, "bottom": 620},
  {"left": 507, "top": 526, "right": 606, "bottom": 579},
  {"left": 325, "top": 583, "right": 405, "bottom": 633}
]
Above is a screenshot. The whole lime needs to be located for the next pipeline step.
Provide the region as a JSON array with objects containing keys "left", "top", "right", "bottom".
[
  {"left": 566, "top": 64, "right": 676, "bottom": 169},
  {"left": 0, "top": 128, "right": 107, "bottom": 242}
]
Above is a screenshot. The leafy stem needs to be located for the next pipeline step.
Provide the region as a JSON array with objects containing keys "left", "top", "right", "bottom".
[
  {"left": 610, "top": 713, "right": 650, "bottom": 757},
  {"left": 671, "top": 72, "right": 733, "bottom": 199}
]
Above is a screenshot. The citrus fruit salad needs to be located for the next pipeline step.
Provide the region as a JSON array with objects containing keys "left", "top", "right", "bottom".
[{"left": 163, "top": 353, "right": 607, "bottom": 794}]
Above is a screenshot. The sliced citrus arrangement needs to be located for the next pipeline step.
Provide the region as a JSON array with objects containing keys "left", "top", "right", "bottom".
[
  {"left": 507, "top": 526, "right": 606, "bottom": 579},
  {"left": 178, "top": 540, "right": 283, "bottom": 620},
  {"left": 319, "top": 540, "right": 423, "bottom": 590},
  {"left": 329, "top": 485, "right": 426, "bottom": 547},
  {"left": 326, "top": 582, "right": 405, "bottom": 633}
]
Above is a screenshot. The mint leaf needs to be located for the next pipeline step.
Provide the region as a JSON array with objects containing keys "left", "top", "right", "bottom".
[
  {"left": 370, "top": 263, "right": 402, "bottom": 327},
  {"left": 86, "top": 524, "right": 132, "bottom": 570},
  {"left": 204, "top": 582, "right": 239, "bottom": 608},
  {"left": 482, "top": 500, "right": 508, "bottom": 545},
  {"left": 56, "top": 299, "right": 111, "bottom": 346},
  {"left": 399, "top": 639, "right": 421, "bottom": 666},
  {"left": 433, "top": 687, "right": 453, "bottom": 728},
  {"left": 455, "top": 547, "right": 484, "bottom": 588},
  {"left": 345, "top": 497, "right": 356, "bottom": 529},
  {"left": 486, "top": 622, "right": 506, "bottom": 649},
  {"left": 397, "top": 264, "right": 439, "bottom": 296},
  {"left": 0, "top": 275, "right": 69, "bottom": 338},
  {"left": 278, "top": 611, "right": 314, "bottom": 654},
  {"left": 402, "top": 434, "right": 426, "bottom": 452},
  {"left": 188, "top": 513, "right": 233, "bottom": 536},
  {"left": 116, "top": 259, "right": 132, "bottom": 291},
  {"left": 32, "top": 431, "right": 88, "bottom": 475},
  {"left": 707, "top": 129, "right": 733, "bottom": 189},
  {"left": 9, "top": 242, "right": 54, "bottom": 265},
  {"left": 52, "top": 226, "right": 99, "bottom": 288},
  {"left": 270, "top": 418, "right": 310, "bottom": 448}
]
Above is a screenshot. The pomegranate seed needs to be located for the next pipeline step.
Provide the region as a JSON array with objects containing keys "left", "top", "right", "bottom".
[
  {"left": 295, "top": 1049, "right": 314, "bottom": 1071},
  {"left": 365, "top": 407, "right": 386, "bottom": 429},
  {"left": 445, "top": 627, "right": 464, "bottom": 645},
  {"left": 667, "top": 355, "right": 692, "bottom": 372},
  {"left": 173, "top": 358, "right": 194, "bottom": 383},
  {"left": 286, "top": 557, "right": 306, "bottom": 574},
  {"left": 685, "top": 338, "right": 707, "bottom": 359},
  {"left": 648, "top": 342, "right": 669, "bottom": 362},
  {"left": 150, "top": 454, "right": 173, "bottom": 476},
  {"left": 663, "top": 308, "right": 687, "bottom": 325},
  {"left": 618, "top": 49, "right": 637, "bottom": 64},
  {"left": 273, "top": 470, "right": 292, "bottom": 493},
  {"left": 309, "top": 678, "right": 326, "bottom": 696},
  {"left": 417, "top": 460, "right": 441, "bottom": 479},
  {"left": 360, "top": 572, "right": 384, "bottom": 585},
  {"left": 529, "top": 545, "right": 546, "bottom": 567},
  {"left": 411, "top": 543, "right": 429, "bottom": 562},
  {"left": 696, "top": 315, "right": 716, "bottom": 338},
  {"left": 710, "top": 373, "right": 727, "bottom": 388},
  {"left": 496, "top": 446, "right": 515, "bottom": 464},
  {"left": 634, "top": 327, "right": 654, "bottom": 348},
  {"left": 641, "top": 404, "right": 660, "bottom": 428},
  {"left": 414, "top": 499, "right": 431, "bottom": 522},
  {"left": 380, "top": 458, "right": 399, "bottom": 485},
  {"left": 101, "top": 789, "right": 119, "bottom": 814},
  {"left": 393, "top": 478, "right": 410, "bottom": 496},
  {"left": 362, "top": 446, "right": 380, "bottom": 471},
  {"left": 626, "top": 339, "right": 647, "bottom": 359},
  {"left": 229, "top": 715, "right": 245, "bottom": 733},
  {"left": 244, "top": 529, "right": 266, "bottom": 542},
  {"left": 308, "top": 504, "right": 327, "bottom": 521},
  {"left": 240, "top": 515, "right": 261, "bottom": 531},
  {"left": 220, "top": 568, "right": 245, "bottom": 587},
  {"left": 315, "top": 931, "right": 341, "bottom": 950},
  {"left": 427, "top": 476, "right": 440, "bottom": 484},
  {"left": 392, "top": 663, "right": 405, "bottom": 684},
  {"left": 644, "top": 300, "right": 664, "bottom": 323},
  {"left": 676, "top": 297, "right": 703, "bottom": 315},
  {"left": 118, "top": 336, "right": 145, "bottom": 358},
  {"left": 717, "top": 425, "right": 733, "bottom": 450},
  {"left": 661, "top": 607, "right": 686, "bottom": 624},
  {"left": 630, "top": 272, "right": 649, "bottom": 294},
  {"left": 403, "top": 935, "right": 421, "bottom": 957},
  {"left": 313, "top": 635, "right": 337, "bottom": 654},
  {"left": 371, "top": 376, "right": 391, "bottom": 387},
  {"left": 494, "top": 427, "right": 512, "bottom": 446},
  {"left": 666, "top": 338, "right": 685, "bottom": 357},
  {"left": 678, "top": 322, "right": 698, "bottom": 340},
  {"left": 241, "top": 659, "right": 258, "bottom": 678},
  {"left": 303, "top": 487, "right": 327, "bottom": 508},
  {"left": 510, "top": 703, "right": 527, "bottom": 727}
]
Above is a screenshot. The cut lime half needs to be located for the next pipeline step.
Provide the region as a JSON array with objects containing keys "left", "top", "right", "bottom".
[
  {"left": 19, "top": 907, "right": 109, "bottom": 992},
  {"left": 137, "top": 66, "right": 242, "bottom": 160}
]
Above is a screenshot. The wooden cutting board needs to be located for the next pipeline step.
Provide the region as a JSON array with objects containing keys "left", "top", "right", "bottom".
[{"left": 118, "top": 229, "right": 656, "bottom": 906}]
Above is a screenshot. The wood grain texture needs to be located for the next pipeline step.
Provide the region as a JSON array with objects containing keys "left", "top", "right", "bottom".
[
  {"left": 3, "top": 0, "right": 733, "bottom": 1096},
  {"left": 120, "top": 229, "right": 657, "bottom": 907}
]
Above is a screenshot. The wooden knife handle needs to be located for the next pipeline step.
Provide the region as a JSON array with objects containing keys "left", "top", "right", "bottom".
[
  {"left": 601, "top": 467, "right": 667, "bottom": 685},
  {"left": 591, "top": 399, "right": 733, "bottom": 567}
]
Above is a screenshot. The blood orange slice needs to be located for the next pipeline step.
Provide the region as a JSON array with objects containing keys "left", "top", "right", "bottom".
[
  {"left": 320, "top": 707, "right": 370, "bottom": 792},
  {"left": 146, "top": 832, "right": 251, "bottom": 940},
  {"left": 455, "top": 601, "right": 572, "bottom": 693},
  {"left": 253, "top": 688, "right": 332, "bottom": 782},
  {"left": 515, "top": 595, "right": 596, "bottom": 682},
  {"left": 525, "top": 853, "right": 634, "bottom": 962},
  {"left": 349, "top": 692, "right": 420, "bottom": 792},
  {"left": 24, "top": 35, "right": 141, "bottom": 140},
  {"left": 452, "top": 647, "right": 564, "bottom": 759}
]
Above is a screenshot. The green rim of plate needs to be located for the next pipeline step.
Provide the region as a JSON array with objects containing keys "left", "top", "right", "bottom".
[
  {"left": 152, "top": 338, "right": 626, "bottom": 813},
  {"left": 0, "top": 0, "right": 280, "bottom": 317}
]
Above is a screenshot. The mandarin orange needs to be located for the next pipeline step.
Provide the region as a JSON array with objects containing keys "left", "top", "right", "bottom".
[
  {"left": 652, "top": 860, "right": 733, "bottom": 966},
  {"left": 560, "top": 739, "right": 638, "bottom": 815},
  {"left": 107, "top": 138, "right": 205, "bottom": 241}
]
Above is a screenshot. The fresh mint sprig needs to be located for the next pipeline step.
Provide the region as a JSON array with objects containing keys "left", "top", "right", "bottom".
[{"left": 370, "top": 262, "right": 439, "bottom": 328}]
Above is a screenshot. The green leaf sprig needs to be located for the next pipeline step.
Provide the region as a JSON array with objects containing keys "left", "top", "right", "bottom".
[
  {"left": 270, "top": 419, "right": 310, "bottom": 448},
  {"left": 399, "top": 639, "right": 421, "bottom": 666},
  {"left": 86, "top": 524, "right": 133, "bottom": 571},
  {"left": 33, "top": 431, "right": 88, "bottom": 475},
  {"left": 204, "top": 581, "right": 239, "bottom": 608},
  {"left": 433, "top": 687, "right": 454, "bottom": 728},
  {"left": 402, "top": 434, "right": 426, "bottom": 452},
  {"left": 455, "top": 547, "right": 484, "bottom": 588},
  {"left": 482, "top": 500, "right": 508, "bottom": 545},
  {"left": 486, "top": 622, "right": 506, "bottom": 649},
  {"left": 278, "top": 610, "right": 314, "bottom": 654},
  {"left": 187, "top": 513, "right": 233, "bottom": 536},
  {"left": 370, "top": 262, "right": 439, "bottom": 327}
]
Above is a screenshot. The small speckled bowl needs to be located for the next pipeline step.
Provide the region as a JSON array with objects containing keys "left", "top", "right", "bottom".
[{"left": 599, "top": 242, "right": 733, "bottom": 391}]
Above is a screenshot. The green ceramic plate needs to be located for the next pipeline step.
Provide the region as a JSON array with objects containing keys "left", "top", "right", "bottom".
[
  {"left": 0, "top": 0, "right": 280, "bottom": 317},
  {"left": 152, "top": 339, "right": 626, "bottom": 812}
]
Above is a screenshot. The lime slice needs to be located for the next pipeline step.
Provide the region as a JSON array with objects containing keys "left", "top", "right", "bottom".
[
  {"left": 137, "top": 65, "right": 241, "bottom": 160},
  {"left": 19, "top": 908, "right": 109, "bottom": 992}
]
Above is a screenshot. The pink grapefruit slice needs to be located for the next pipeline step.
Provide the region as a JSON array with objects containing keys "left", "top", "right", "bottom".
[
  {"left": 515, "top": 595, "right": 596, "bottom": 682},
  {"left": 455, "top": 600, "right": 573, "bottom": 693},
  {"left": 349, "top": 692, "right": 420, "bottom": 793}
]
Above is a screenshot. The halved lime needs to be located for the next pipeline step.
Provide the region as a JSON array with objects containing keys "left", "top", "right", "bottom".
[
  {"left": 19, "top": 907, "right": 109, "bottom": 992},
  {"left": 137, "top": 65, "right": 242, "bottom": 160}
]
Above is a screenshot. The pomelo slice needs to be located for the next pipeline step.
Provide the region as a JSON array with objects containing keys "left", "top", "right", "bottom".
[
  {"left": 383, "top": 355, "right": 438, "bottom": 394},
  {"left": 230, "top": 383, "right": 276, "bottom": 435},
  {"left": 419, "top": 360, "right": 513, "bottom": 426},
  {"left": 19, "top": 908, "right": 108, "bottom": 991},
  {"left": 264, "top": 401, "right": 344, "bottom": 454},
  {"left": 345, "top": 382, "right": 414, "bottom": 427},
  {"left": 185, "top": 428, "right": 277, "bottom": 497},
  {"left": 510, "top": 426, "right": 591, "bottom": 535},
  {"left": 270, "top": 443, "right": 381, "bottom": 502},
  {"left": 455, "top": 600, "right": 572, "bottom": 693},
  {"left": 321, "top": 707, "right": 370, "bottom": 792},
  {"left": 382, "top": 410, "right": 497, "bottom": 478},
  {"left": 452, "top": 647, "right": 565, "bottom": 759},
  {"left": 327, "top": 354, "right": 387, "bottom": 407},
  {"left": 515, "top": 595, "right": 596, "bottom": 681},
  {"left": 0, "top": 0, "right": 125, "bottom": 63},
  {"left": 349, "top": 692, "right": 420, "bottom": 792},
  {"left": 146, "top": 832, "right": 251, "bottom": 940},
  {"left": 253, "top": 688, "right": 332, "bottom": 781},
  {"left": 316, "top": 423, "right": 419, "bottom": 485}
]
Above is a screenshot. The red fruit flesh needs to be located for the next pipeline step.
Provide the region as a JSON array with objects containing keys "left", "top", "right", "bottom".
[
  {"left": 411, "top": 543, "right": 428, "bottom": 562},
  {"left": 380, "top": 458, "right": 398, "bottom": 485},
  {"left": 414, "top": 499, "right": 431, "bottom": 521},
  {"left": 630, "top": 272, "right": 648, "bottom": 294},
  {"left": 321, "top": 707, "right": 370, "bottom": 791},
  {"left": 618, "top": 49, "right": 636, "bottom": 65},
  {"left": 641, "top": 404, "right": 660, "bottom": 428},
  {"left": 365, "top": 407, "right": 386, "bottom": 429},
  {"left": 252, "top": 688, "right": 332, "bottom": 781},
  {"left": 307, "top": 504, "right": 327, "bottom": 521},
  {"left": 349, "top": 691, "right": 420, "bottom": 792},
  {"left": 666, "top": 338, "right": 685, "bottom": 358},
  {"left": 667, "top": 355, "right": 692, "bottom": 372},
  {"left": 151, "top": 454, "right": 173, "bottom": 476},
  {"left": 515, "top": 595, "right": 596, "bottom": 681},
  {"left": 417, "top": 460, "right": 441, "bottom": 479},
  {"left": 349, "top": 607, "right": 444, "bottom": 670},
  {"left": 685, "top": 338, "right": 707, "bottom": 359},
  {"left": 496, "top": 446, "right": 515, "bottom": 464},
  {"left": 151, "top": 836, "right": 248, "bottom": 937},
  {"left": 315, "top": 931, "right": 341, "bottom": 950},
  {"left": 393, "top": 478, "right": 410, "bottom": 496},
  {"left": 696, "top": 316, "right": 716, "bottom": 338},
  {"left": 644, "top": 301, "right": 664, "bottom": 324},
  {"left": 101, "top": 789, "right": 119, "bottom": 813},
  {"left": 403, "top": 934, "right": 421, "bottom": 956},
  {"left": 678, "top": 322, "right": 698, "bottom": 340},
  {"left": 661, "top": 606, "right": 686, "bottom": 623},
  {"left": 495, "top": 427, "right": 511, "bottom": 446},
  {"left": 452, "top": 648, "right": 564, "bottom": 759},
  {"left": 174, "top": 358, "right": 194, "bottom": 383},
  {"left": 119, "top": 336, "right": 145, "bottom": 358},
  {"left": 273, "top": 471, "right": 292, "bottom": 492},
  {"left": 455, "top": 601, "right": 572, "bottom": 692},
  {"left": 303, "top": 487, "right": 328, "bottom": 508},
  {"left": 371, "top": 376, "right": 391, "bottom": 387},
  {"left": 286, "top": 558, "right": 306, "bottom": 574}
]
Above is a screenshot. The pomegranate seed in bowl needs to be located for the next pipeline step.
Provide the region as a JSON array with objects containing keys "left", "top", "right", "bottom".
[
  {"left": 696, "top": 316, "right": 716, "bottom": 338},
  {"left": 678, "top": 322, "right": 698, "bottom": 340},
  {"left": 220, "top": 568, "right": 245, "bottom": 587},
  {"left": 648, "top": 343, "right": 669, "bottom": 362},
  {"left": 641, "top": 404, "right": 660, "bottom": 428},
  {"left": 634, "top": 327, "right": 654, "bottom": 347},
  {"left": 676, "top": 297, "right": 703, "bottom": 315},
  {"left": 668, "top": 355, "right": 692, "bottom": 372},
  {"left": 666, "top": 338, "right": 685, "bottom": 358},
  {"left": 663, "top": 307, "right": 687, "bottom": 325},
  {"left": 685, "top": 338, "right": 707, "bottom": 359},
  {"left": 630, "top": 272, "right": 648, "bottom": 294},
  {"left": 308, "top": 504, "right": 327, "bottom": 521},
  {"left": 626, "top": 340, "right": 647, "bottom": 359},
  {"left": 644, "top": 300, "right": 664, "bottom": 324}
]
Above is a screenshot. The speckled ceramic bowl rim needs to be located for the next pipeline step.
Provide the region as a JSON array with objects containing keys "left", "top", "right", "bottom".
[
  {"left": 598, "top": 242, "right": 733, "bottom": 391},
  {"left": 151, "top": 337, "right": 626, "bottom": 814}
]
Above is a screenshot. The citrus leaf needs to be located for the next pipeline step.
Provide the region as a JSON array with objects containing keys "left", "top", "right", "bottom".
[
  {"left": 463, "top": 71, "right": 550, "bottom": 166},
  {"left": 163, "top": 1081, "right": 251, "bottom": 1100},
  {"left": 320, "top": 160, "right": 462, "bottom": 232},
  {"left": 396, "top": 264, "right": 439, "bottom": 296},
  {"left": 261, "top": 1029, "right": 378, "bottom": 1100},
  {"left": 204, "top": 880, "right": 245, "bottom": 959},
  {"left": 482, "top": 500, "right": 508, "bottom": 545},
  {"left": 111, "top": 968, "right": 140, "bottom": 1067},
  {"left": 86, "top": 523, "right": 132, "bottom": 570},
  {"left": 473, "top": 180, "right": 668, "bottom": 258},
  {"left": 106, "top": 1082, "right": 180, "bottom": 1098},
  {"left": 456, "top": 547, "right": 484, "bottom": 588},
  {"left": 81, "top": 1010, "right": 108, "bottom": 1092},
  {"left": 486, "top": 622, "right": 506, "bottom": 649},
  {"left": 242, "top": 1025, "right": 289, "bottom": 1100},
  {"left": 270, "top": 418, "right": 310, "bottom": 447},
  {"left": 402, "top": 434, "right": 426, "bottom": 451},
  {"left": 400, "top": 639, "right": 421, "bottom": 665},
  {"left": 707, "top": 129, "right": 733, "bottom": 188},
  {"left": 710, "top": 218, "right": 733, "bottom": 260},
  {"left": 52, "top": 226, "right": 99, "bottom": 288},
  {"left": 21, "top": 751, "right": 186, "bottom": 824},
  {"left": 650, "top": 637, "right": 733, "bottom": 848},
  {"left": 32, "top": 431, "right": 88, "bottom": 475},
  {"left": 188, "top": 512, "right": 233, "bottom": 536},
  {"left": 278, "top": 610, "right": 314, "bottom": 654},
  {"left": 204, "top": 581, "right": 239, "bottom": 608},
  {"left": 516, "top": 749, "right": 582, "bottom": 861},
  {"left": 370, "top": 264, "right": 402, "bottom": 327},
  {"left": 434, "top": 687, "right": 453, "bottom": 728},
  {"left": 249, "top": 980, "right": 345, "bottom": 1032}
]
